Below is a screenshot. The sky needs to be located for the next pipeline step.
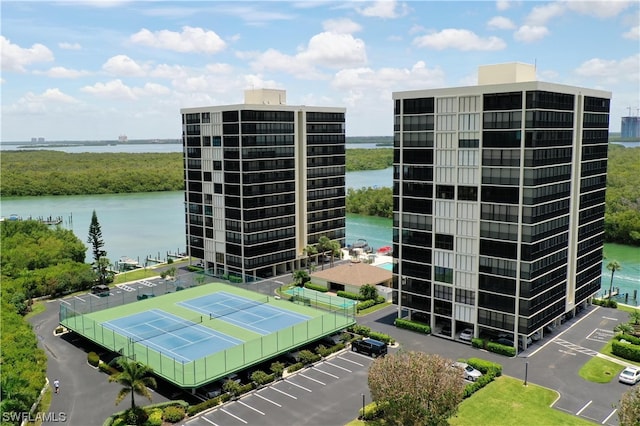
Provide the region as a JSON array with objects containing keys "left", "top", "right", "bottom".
[{"left": 1, "top": 0, "right": 639, "bottom": 142}]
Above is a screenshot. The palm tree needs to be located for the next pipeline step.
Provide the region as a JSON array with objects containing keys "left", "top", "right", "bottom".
[
  {"left": 606, "top": 260, "right": 622, "bottom": 301},
  {"left": 109, "top": 357, "right": 157, "bottom": 411},
  {"left": 303, "top": 245, "right": 317, "bottom": 272}
]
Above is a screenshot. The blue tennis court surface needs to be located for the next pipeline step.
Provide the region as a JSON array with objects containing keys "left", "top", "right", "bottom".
[
  {"left": 178, "top": 291, "right": 310, "bottom": 335},
  {"left": 102, "top": 309, "right": 243, "bottom": 363}
]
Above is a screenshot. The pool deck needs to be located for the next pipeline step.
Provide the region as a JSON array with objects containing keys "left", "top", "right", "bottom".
[{"left": 341, "top": 248, "right": 393, "bottom": 267}]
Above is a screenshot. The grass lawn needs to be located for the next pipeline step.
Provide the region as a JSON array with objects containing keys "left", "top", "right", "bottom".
[
  {"left": 578, "top": 356, "right": 624, "bottom": 383},
  {"left": 450, "top": 376, "right": 596, "bottom": 426},
  {"left": 346, "top": 376, "right": 595, "bottom": 426}
]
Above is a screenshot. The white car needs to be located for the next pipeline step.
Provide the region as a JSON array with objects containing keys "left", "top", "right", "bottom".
[
  {"left": 453, "top": 362, "right": 483, "bottom": 382},
  {"left": 619, "top": 366, "right": 640, "bottom": 385},
  {"left": 458, "top": 328, "right": 473, "bottom": 342}
]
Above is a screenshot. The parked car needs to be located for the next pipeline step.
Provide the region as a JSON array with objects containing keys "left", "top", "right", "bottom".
[
  {"left": 458, "top": 328, "right": 473, "bottom": 342},
  {"left": 439, "top": 325, "right": 452, "bottom": 336},
  {"left": 202, "top": 381, "right": 223, "bottom": 399},
  {"left": 453, "top": 362, "right": 483, "bottom": 382},
  {"left": 351, "top": 338, "right": 387, "bottom": 358},
  {"left": 619, "top": 366, "right": 640, "bottom": 385},
  {"left": 519, "top": 335, "right": 533, "bottom": 349},
  {"left": 495, "top": 337, "right": 515, "bottom": 347},
  {"left": 531, "top": 331, "right": 542, "bottom": 341},
  {"left": 91, "top": 284, "right": 110, "bottom": 296}
]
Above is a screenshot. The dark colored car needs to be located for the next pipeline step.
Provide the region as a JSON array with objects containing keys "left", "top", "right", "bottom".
[
  {"left": 91, "top": 284, "right": 110, "bottom": 296},
  {"left": 351, "top": 338, "right": 387, "bottom": 358}
]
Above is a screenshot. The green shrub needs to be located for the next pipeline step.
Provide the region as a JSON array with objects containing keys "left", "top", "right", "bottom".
[
  {"left": 87, "top": 351, "right": 100, "bottom": 367},
  {"left": 368, "top": 331, "right": 394, "bottom": 344},
  {"left": 615, "top": 334, "right": 640, "bottom": 345},
  {"left": 466, "top": 357, "right": 502, "bottom": 376},
  {"left": 360, "top": 401, "right": 388, "bottom": 420},
  {"left": 316, "top": 342, "right": 346, "bottom": 357},
  {"left": 299, "top": 349, "right": 321, "bottom": 365},
  {"left": 162, "top": 405, "right": 185, "bottom": 423},
  {"left": 471, "top": 337, "right": 485, "bottom": 349},
  {"left": 125, "top": 407, "right": 147, "bottom": 425},
  {"left": 270, "top": 361, "right": 285, "bottom": 378},
  {"left": 222, "top": 379, "right": 242, "bottom": 396},
  {"left": 356, "top": 299, "right": 377, "bottom": 311},
  {"left": 337, "top": 290, "right": 363, "bottom": 300},
  {"left": 145, "top": 408, "right": 163, "bottom": 426},
  {"left": 250, "top": 370, "right": 274, "bottom": 386},
  {"left": 287, "top": 362, "right": 304, "bottom": 373},
  {"left": 99, "top": 361, "right": 119, "bottom": 375},
  {"left": 486, "top": 341, "right": 516, "bottom": 357},
  {"left": 394, "top": 318, "right": 431, "bottom": 334},
  {"left": 612, "top": 340, "right": 640, "bottom": 362},
  {"left": 187, "top": 397, "right": 220, "bottom": 416},
  {"left": 375, "top": 295, "right": 386, "bottom": 304},
  {"left": 304, "top": 282, "right": 329, "bottom": 292},
  {"left": 349, "top": 324, "right": 371, "bottom": 336}
]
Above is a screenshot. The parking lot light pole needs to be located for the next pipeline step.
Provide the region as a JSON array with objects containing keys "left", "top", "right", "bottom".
[
  {"left": 524, "top": 361, "right": 529, "bottom": 386},
  {"left": 361, "top": 393, "right": 365, "bottom": 419}
]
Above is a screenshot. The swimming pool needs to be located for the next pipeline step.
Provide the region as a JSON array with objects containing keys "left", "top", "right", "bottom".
[{"left": 377, "top": 262, "right": 394, "bottom": 271}]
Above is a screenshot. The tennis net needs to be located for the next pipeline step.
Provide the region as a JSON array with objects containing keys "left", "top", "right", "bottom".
[
  {"left": 130, "top": 315, "right": 203, "bottom": 343},
  {"left": 208, "top": 296, "right": 269, "bottom": 320}
]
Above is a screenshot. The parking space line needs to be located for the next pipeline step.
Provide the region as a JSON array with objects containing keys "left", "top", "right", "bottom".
[
  {"left": 602, "top": 409, "right": 617, "bottom": 424},
  {"left": 271, "top": 386, "right": 297, "bottom": 399},
  {"left": 238, "top": 400, "right": 265, "bottom": 415},
  {"left": 201, "top": 416, "right": 218, "bottom": 426},
  {"left": 339, "top": 355, "right": 364, "bottom": 366},
  {"left": 324, "top": 361, "right": 352, "bottom": 372},
  {"left": 576, "top": 400, "right": 592, "bottom": 416},
  {"left": 220, "top": 408, "right": 247, "bottom": 424},
  {"left": 299, "top": 373, "right": 325, "bottom": 386},
  {"left": 285, "top": 379, "right": 312, "bottom": 392},
  {"left": 255, "top": 392, "right": 281, "bottom": 407},
  {"left": 312, "top": 367, "right": 339, "bottom": 379}
]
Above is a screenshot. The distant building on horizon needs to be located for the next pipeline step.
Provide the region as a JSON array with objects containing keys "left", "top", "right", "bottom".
[
  {"left": 31, "top": 137, "right": 45, "bottom": 143},
  {"left": 391, "top": 62, "right": 611, "bottom": 351},
  {"left": 180, "top": 89, "right": 346, "bottom": 281},
  {"left": 621, "top": 116, "right": 640, "bottom": 139}
]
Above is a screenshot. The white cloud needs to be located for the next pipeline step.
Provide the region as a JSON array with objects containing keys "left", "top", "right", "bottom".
[
  {"left": 40, "top": 88, "right": 78, "bottom": 103},
  {"left": 149, "top": 64, "right": 190, "bottom": 79},
  {"left": 514, "top": 25, "right": 550, "bottom": 42},
  {"left": 81, "top": 79, "right": 138, "bottom": 100},
  {"left": 58, "top": 42, "right": 81, "bottom": 50},
  {"left": 130, "top": 26, "right": 226, "bottom": 54},
  {"left": 574, "top": 54, "right": 640, "bottom": 84},
  {"left": 250, "top": 48, "right": 322, "bottom": 79},
  {"left": 525, "top": 2, "right": 565, "bottom": 26},
  {"left": 205, "top": 63, "right": 234, "bottom": 74},
  {"left": 322, "top": 18, "right": 362, "bottom": 34},
  {"left": 133, "top": 82, "right": 171, "bottom": 97},
  {"left": 413, "top": 29, "right": 506, "bottom": 51},
  {"left": 357, "top": 0, "right": 408, "bottom": 19},
  {"left": 332, "top": 61, "right": 445, "bottom": 91},
  {"left": 103, "top": 55, "right": 147, "bottom": 77},
  {"left": 623, "top": 25, "right": 640, "bottom": 40},
  {"left": 5, "top": 88, "right": 78, "bottom": 115},
  {"left": 565, "top": 1, "right": 633, "bottom": 18},
  {"left": 496, "top": 0, "right": 510, "bottom": 11},
  {"left": 299, "top": 32, "right": 367, "bottom": 68},
  {"left": 487, "top": 16, "right": 516, "bottom": 30},
  {"left": 1, "top": 36, "right": 54, "bottom": 72},
  {"left": 36, "top": 66, "right": 91, "bottom": 78}
]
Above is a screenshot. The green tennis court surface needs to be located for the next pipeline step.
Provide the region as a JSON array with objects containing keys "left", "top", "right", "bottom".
[{"left": 60, "top": 282, "right": 355, "bottom": 388}]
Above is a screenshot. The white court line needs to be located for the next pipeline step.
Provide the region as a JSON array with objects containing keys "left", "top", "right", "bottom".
[
  {"left": 220, "top": 408, "right": 247, "bottom": 424},
  {"left": 324, "top": 361, "right": 352, "bottom": 372},
  {"left": 298, "top": 373, "right": 326, "bottom": 385},
  {"left": 285, "top": 379, "right": 312, "bottom": 392},
  {"left": 255, "top": 393, "right": 281, "bottom": 407},
  {"left": 576, "top": 400, "right": 592, "bottom": 416},
  {"left": 238, "top": 400, "right": 265, "bottom": 415},
  {"left": 312, "top": 367, "right": 340, "bottom": 379},
  {"left": 74, "top": 296, "right": 86, "bottom": 302}
]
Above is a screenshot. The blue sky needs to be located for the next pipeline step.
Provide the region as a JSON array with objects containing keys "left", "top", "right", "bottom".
[{"left": 2, "top": 0, "right": 638, "bottom": 141}]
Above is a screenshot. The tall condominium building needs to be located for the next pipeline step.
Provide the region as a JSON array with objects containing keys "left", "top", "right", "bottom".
[
  {"left": 392, "top": 63, "right": 611, "bottom": 350},
  {"left": 621, "top": 116, "right": 640, "bottom": 139},
  {"left": 180, "top": 89, "right": 346, "bottom": 281}
]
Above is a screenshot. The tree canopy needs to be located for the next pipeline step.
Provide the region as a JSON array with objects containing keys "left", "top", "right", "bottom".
[{"left": 368, "top": 351, "right": 465, "bottom": 426}]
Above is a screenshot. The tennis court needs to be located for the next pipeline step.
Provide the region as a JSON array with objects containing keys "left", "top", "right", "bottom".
[
  {"left": 178, "top": 292, "right": 310, "bottom": 335},
  {"left": 102, "top": 309, "right": 243, "bottom": 363},
  {"left": 59, "top": 282, "right": 355, "bottom": 387}
]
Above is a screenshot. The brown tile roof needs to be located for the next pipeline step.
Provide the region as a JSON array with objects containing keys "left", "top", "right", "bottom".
[{"left": 311, "top": 262, "right": 392, "bottom": 287}]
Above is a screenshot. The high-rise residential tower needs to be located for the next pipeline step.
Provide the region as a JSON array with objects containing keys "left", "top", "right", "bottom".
[
  {"left": 392, "top": 63, "right": 611, "bottom": 349},
  {"left": 180, "top": 89, "right": 346, "bottom": 281}
]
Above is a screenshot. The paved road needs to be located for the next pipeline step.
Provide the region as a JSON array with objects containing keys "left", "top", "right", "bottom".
[{"left": 31, "top": 266, "right": 635, "bottom": 426}]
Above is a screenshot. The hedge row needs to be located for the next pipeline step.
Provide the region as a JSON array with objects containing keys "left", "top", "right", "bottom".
[
  {"left": 612, "top": 334, "right": 640, "bottom": 362},
  {"left": 592, "top": 298, "right": 618, "bottom": 308},
  {"left": 348, "top": 324, "right": 395, "bottom": 344},
  {"left": 463, "top": 358, "right": 503, "bottom": 398},
  {"left": 104, "top": 401, "right": 189, "bottom": 426},
  {"left": 304, "top": 282, "right": 329, "bottom": 292},
  {"left": 471, "top": 338, "right": 516, "bottom": 357},
  {"left": 337, "top": 290, "right": 362, "bottom": 300},
  {"left": 394, "top": 318, "right": 431, "bottom": 334}
]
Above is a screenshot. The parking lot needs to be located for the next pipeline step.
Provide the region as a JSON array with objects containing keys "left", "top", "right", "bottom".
[{"left": 183, "top": 350, "right": 375, "bottom": 426}]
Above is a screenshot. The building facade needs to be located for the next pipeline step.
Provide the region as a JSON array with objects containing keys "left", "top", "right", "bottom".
[
  {"left": 391, "top": 63, "right": 611, "bottom": 350},
  {"left": 180, "top": 89, "right": 346, "bottom": 281},
  {"left": 621, "top": 116, "right": 640, "bottom": 139}
]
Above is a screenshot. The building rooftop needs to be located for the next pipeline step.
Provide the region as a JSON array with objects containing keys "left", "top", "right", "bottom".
[{"left": 311, "top": 262, "right": 392, "bottom": 287}]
